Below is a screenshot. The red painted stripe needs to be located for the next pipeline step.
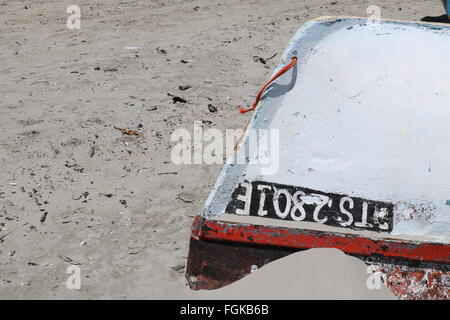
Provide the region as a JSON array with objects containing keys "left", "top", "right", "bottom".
[{"left": 192, "top": 217, "right": 450, "bottom": 264}]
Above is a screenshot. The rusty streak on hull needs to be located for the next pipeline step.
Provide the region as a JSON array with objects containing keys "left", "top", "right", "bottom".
[{"left": 191, "top": 217, "right": 449, "bottom": 264}]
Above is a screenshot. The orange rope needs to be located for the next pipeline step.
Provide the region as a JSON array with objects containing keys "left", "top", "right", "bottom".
[{"left": 239, "top": 57, "right": 298, "bottom": 114}]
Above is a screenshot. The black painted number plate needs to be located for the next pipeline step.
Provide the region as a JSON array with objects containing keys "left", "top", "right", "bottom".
[{"left": 226, "top": 181, "right": 394, "bottom": 233}]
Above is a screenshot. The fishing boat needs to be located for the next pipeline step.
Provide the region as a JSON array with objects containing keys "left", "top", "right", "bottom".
[{"left": 186, "top": 17, "right": 450, "bottom": 300}]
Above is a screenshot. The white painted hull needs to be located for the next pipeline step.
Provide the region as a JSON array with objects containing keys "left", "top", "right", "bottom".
[{"left": 202, "top": 17, "right": 450, "bottom": 245}]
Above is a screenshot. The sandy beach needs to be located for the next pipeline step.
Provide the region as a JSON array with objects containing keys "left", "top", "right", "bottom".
[{"left": 0, "top": 0, "right": 444, "bottom": 299}]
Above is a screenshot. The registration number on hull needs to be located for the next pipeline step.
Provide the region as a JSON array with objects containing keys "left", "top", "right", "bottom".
[{"left": 226, "top": 181, "right": 394, "bottom": 233}]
